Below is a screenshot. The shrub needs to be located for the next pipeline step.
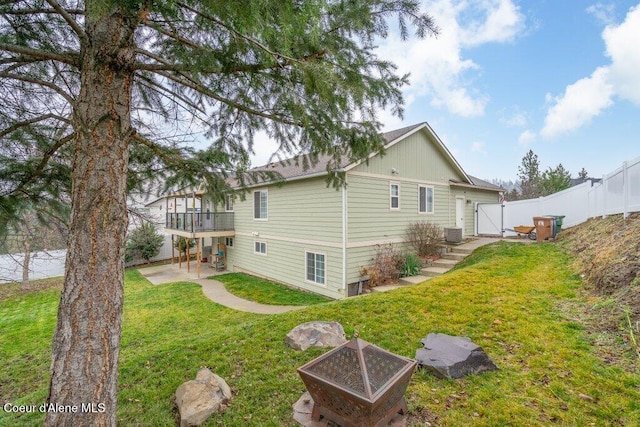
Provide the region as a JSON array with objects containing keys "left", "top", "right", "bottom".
[
  {"left": 125, "top": 223, "right": 164, "bottom": 263},
  {"left": 405, "top": 221, "right": 443, "bottom": 256},
  {"left": 360, "top": 244, "right": 402, "bottom": 287},
  {"left": 399, "top": 252, "right": 423, "bottom": 277},
  {"left": 174, "top": 236, "right": 195, "bottom": 255}
]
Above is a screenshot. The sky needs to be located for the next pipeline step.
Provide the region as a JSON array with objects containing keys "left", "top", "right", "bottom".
[{"left": 249, "top": 1, "right": 640, "bottom": 182}]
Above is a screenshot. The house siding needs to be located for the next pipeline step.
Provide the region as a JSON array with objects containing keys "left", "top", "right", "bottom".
[
  {"left": 226, "top": 177, "right": 345, "bottom": 299},
  {"left": 351, "top": 130, "right": 466, "bottom": 182}
]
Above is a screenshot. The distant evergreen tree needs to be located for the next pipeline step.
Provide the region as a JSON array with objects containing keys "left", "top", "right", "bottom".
[
  {"left": 540, "top": 163, "right": 572, "bottom": 195},
  {"left": 518, "top": 150, "right": 542, "bottom": 199},
  {"left": 578, "top": 168, "right": 589, "bottom": 179},
  {"left": 125, "top": 223, "right": 163, "bottom": 264}
]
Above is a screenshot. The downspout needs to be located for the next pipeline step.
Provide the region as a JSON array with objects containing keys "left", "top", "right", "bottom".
[{"left": 342, "top": 176, "right": 348, "bottom": 296}]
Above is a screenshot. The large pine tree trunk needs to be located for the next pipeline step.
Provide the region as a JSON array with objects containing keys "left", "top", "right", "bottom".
[{"left": 46, "top": 8, "right": 136, "bottom": 427}]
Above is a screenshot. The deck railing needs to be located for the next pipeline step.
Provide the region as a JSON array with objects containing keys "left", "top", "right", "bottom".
[{"left": 165, "top": 212, "right": 234, "bottom": 233}]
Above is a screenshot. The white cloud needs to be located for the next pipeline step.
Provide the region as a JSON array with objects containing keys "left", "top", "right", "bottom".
[
  {"left": 376, "top": 0, "right": 525, "bottom": 119},
  {"left": 460, "top": 0, "right": 526, "bottom": 47},
  {"left": 540, "top": 4, "right": 640, "bottom": 138},
  {"left": 603, "top": 4, "right": 640, "bottom": 104},
  {"left": 587, "top": 3, "right": 616, "bottom": 25},
  {"left": 540, "top": 67, "right": 614, "bottom": 138},
  {"left": 501, "top": 110, "right": 527, "bottom": 127},
  {"left": 518, "top": 129, "right": 536, "bottom": 146}
]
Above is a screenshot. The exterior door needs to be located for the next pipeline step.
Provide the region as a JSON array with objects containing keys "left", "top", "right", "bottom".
[{"left": 456, "top": 197, "right": 465, "bottom": 235}]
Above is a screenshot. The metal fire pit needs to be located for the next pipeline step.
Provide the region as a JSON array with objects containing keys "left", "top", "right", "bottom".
[{"left": 297, "top": 337, "right": 416, "bottom": 427}]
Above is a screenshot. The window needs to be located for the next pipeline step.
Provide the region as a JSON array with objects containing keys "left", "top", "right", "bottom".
[
  {"left": 225, "top": 195, "right": 234, "bottom": 212},
  {"left": 225, "top": 237, "right": 234, "bottom": 248},
  {"left": 390, "top": 183, "right": 400, "bottom": 210},
  {"left": 306, "top": 252, "right": 326, "bottom": 285},
  {"left": 419, "top": 185, "right": 434, "bottom": 214},
  {"left": 253, "top": 190, "right": 268, "bottom": 219},
  {"left": 254, "top": 241, "right": 267, "bottom": 255}
]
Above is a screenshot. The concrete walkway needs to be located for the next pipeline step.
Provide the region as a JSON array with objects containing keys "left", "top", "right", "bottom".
[{"left": 137, "top": 263, "right": 304, "bottom": 315}]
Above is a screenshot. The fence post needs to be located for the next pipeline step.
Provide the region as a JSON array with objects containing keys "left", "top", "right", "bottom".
[
  {"left": 602, "top": 173, "right": 607, "bottom": 219},
  {"left": 623, "top": 161, "right": 630, "bottom": 219}
]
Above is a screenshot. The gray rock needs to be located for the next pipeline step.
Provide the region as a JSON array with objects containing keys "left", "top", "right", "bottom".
[
  {"left": 285, "top": 321, "right": 347, "bottom": 351},
  {"left": 415, "top": 333, "right": 498, "bottom": 379},
  {"left": 175, "top": 368, "right": 232, "bottom": 427}
]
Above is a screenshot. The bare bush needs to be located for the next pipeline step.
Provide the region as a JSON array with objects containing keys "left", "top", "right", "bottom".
[
  {"left": 360, "top": 244, "right": 402, "bottom": 287},
  {"left": 405, "top": 221, "right": 443, "bottom": 256}
]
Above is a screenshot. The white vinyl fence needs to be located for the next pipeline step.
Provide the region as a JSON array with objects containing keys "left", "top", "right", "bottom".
[
  {"left": 1, "top": 234, "right": 176, "bottom": 283},
  {"left": 476, "top": 155, "right": 640, "bottom": 237}
]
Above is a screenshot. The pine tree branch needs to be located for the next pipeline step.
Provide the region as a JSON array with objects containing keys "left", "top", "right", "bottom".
[
  {"left": 44, "top": 0, "right": 87, "bottom": 43},
  {"left": 0, "top": 43, "right": 80, "bottom": 67},
  {"left": 0, "top": 114, "right": 71, "bottom": 139},
  {"left": 154, "top": 69, "right": 301, "bottom": 126},
  {"left": 131, "top": 133, "right": 187, "bottom": 169},
  {"left": 177, "top": 2, "right": 299, "bottom": 66},
  {"left": 6, "top": 132, "right": 75, "bottom": 198},
  {"left": 0, "top": 7, "right": 84, "bottom": 15},
  {"left": 0, "top": 72, "right": 75, "bottom": 104},
  {"left": 135, "top": 73, "right": 207, "bottom": 116},
  {"left": 139, "top": 19, "right": 200, "bottom": 49}
]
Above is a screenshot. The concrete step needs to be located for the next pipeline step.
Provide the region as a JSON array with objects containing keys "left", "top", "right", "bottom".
[
  {"left": 421, "top": 266, "right": 451, "bottom": 277},
  {"left": 451, "top": 247, "right": 473, "bottom": 254},
  {"left": 442, "top": 252, "right": 467, "bottom": 261},
  {"left": 370, "top": 284, "right": 406, "bottom": 293},
  {"left": 432, "top": 258, "right": 459, "bottom": 269},
  {"left": 398, "top": 275, "right": 431, "bottom": 285}
]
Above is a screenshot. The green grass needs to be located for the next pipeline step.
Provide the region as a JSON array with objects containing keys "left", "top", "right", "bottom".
[
  {"left": 1, "top": 242, "right": 639, "bottom": 426},
  {"left": 214, "top": 273, "right": 332, "bottom": 306}
]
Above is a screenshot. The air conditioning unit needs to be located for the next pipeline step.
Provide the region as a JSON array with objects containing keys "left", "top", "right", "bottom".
[{"left": 444, "top": 227, "right": 463, "bottom": 243}]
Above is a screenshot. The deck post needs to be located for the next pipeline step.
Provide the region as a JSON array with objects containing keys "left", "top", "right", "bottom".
[
  {"left": 196, "top": 238, "right": 201, "bottom": 278},
  {"left": 171, "top": 234, "right": 175, "bottom": 265},
  {"left": 187, "top": 238, "right": 190, "bottom": 272},
  {"left": 178, "top": 237, "right": 182, "bottom": 268}
]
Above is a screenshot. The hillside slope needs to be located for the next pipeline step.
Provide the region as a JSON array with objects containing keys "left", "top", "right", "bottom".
[{"left": 557, "top": 212, "right": 640, "bottom": 365}]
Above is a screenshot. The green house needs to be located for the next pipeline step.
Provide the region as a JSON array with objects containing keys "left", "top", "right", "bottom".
[{"left": 163, "top": 122, "right": 502, "bottom": 299}]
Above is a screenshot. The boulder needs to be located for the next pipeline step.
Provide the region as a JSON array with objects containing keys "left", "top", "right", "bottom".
[
  {"left": 175, "top": 368, "right": 232, "bottom": 427},
  {"left": 285, "top": 321, "right": 347, "bottom": 351},
  {"left": 415, "top": 333, "right": 498, "bottom": 379}
]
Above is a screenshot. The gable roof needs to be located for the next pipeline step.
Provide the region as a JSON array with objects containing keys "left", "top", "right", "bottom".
[
  {"left": 248, "top": 122, "right": 478, "bottom": 187},
  {"left": 450, "top": 175, "right": 503, "bottom": 192},
  {"left": 247, "top": 122, "right": 425, "bottom": 182}
]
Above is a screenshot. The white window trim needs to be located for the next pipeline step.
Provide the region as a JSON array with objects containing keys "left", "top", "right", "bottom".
[
  {"left": 225, "top": 237, "right": 234, "bottom": 248},
  {"left": 225, "top": 195, "right": 234, "bottom": 212},
  {"left": 418, "top": 185, "right": 435, "bottom": 214},
  {"left": 305, "top": 250, "right": 327, "bottom": 287},
  {"left": 390, "top": 182, "right": 400, "bottom": 210},
  {"left": 253, "top": 189, "right": 268, "bottom": 221},
  {"left": 254, "top": 240, "right": 267, "bottom": 255}
]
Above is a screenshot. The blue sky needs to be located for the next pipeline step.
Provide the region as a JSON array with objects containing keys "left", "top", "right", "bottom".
[
  {"left": 249, "top": 1, "right": 640, "bottom": 182},
  {"left": 374, "top": 0, "right": 640, "bottom": 181}
]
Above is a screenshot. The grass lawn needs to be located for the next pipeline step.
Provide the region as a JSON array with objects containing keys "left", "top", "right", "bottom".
[
  {"left": 1, "top": 242, "right": 639, "bottom": 426},
  {"left": 214, "top": 273, "right": 332, "bottom": 306}
]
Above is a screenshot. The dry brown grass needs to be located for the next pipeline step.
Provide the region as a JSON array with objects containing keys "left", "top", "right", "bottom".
[{"left": 557, "top": 212, "right": 640, "bottom": 367}]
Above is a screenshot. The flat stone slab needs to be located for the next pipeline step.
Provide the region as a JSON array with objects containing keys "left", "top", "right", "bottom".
[{"left": 416, "top": 333, "right": 498, "bottom": 379}]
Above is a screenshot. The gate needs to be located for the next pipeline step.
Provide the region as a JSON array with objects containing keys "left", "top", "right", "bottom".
[{"left": 475, "top": 203, "right": 503, "bottom": 236}]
